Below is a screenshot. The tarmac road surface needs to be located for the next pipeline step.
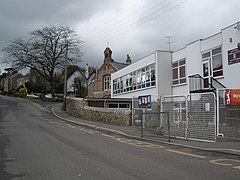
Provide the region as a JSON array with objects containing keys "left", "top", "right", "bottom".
[{"left": 0, "top": 95, "right": 240, "bottom": 180}]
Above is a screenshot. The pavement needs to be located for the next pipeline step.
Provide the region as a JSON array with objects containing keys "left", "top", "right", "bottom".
[{"left": 51, "top": 103, "right": 240, "bottom": 156}]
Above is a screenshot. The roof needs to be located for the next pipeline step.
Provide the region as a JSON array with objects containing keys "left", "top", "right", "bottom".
[
  {"left": 9, "top": 73, "right": 23, "bottom": 79},
  {"left": 67, "top": 69, "right": 86, "bottom": 80},
  {"left": 110, "top": 62, "right": 128, "bottom": 70}
]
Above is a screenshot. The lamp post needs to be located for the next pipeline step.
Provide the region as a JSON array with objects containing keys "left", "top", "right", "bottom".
[{"left": 63, "top": 42, "right": 68, "bottom": 111}]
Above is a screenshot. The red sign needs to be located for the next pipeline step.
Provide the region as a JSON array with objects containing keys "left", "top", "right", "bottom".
[
  {"left": 138, "top": 95, "right": 151, "bottom": 108},
  {"left": 224, "top": 89, "right": 240, "bottom": 105}
]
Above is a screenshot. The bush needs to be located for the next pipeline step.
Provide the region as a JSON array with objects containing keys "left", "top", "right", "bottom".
[
  {"left": 19, "top": 88, "right": 27, "bottom": 94},
  {"left": 7, "top": 89, "right": 16, "bottom": 96}
]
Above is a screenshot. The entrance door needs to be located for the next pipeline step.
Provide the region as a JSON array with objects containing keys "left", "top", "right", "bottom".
[{"left": 202, "top": 60, "right": 211, "bottom": 88}]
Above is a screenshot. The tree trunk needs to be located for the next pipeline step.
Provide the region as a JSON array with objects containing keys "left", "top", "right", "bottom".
[{"left": 50, "top": 79, "right": 56, "bottom": 97}]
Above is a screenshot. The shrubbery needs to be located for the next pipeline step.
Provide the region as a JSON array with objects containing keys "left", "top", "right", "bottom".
[{"left": 19, "top": 88, "right": 27, "bottom": 93}]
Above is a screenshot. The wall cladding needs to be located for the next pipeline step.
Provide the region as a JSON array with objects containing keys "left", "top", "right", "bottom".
[{"left": 66, "top": 98, "right": 131, "bottom": 126}]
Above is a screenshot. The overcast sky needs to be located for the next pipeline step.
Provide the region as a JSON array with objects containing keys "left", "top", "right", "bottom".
[{"left": 0, "top": 0, "right": 240, "bottom": 73}]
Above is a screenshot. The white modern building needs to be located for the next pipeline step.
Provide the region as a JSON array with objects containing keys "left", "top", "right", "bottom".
[
  {"left": 111, "top": 21, "right": 240, "bottom": 100},
  {"left": 111, "top": 21, "right": 240, "bottom": 141},
  {"left": 111, "top": 51, "right": 172, "bottom": 101}
]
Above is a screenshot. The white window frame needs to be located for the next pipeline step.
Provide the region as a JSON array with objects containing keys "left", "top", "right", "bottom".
[
  {"left": 202, "top": 46, "right": 223, "bottom": 78},
  {"left": 104, "top": 76, "right": 111, "bottom": 91},
  {"left": 172, "top": 58, "right": 186, "bottom": 86},
  {"left": 112, "top": 63, "right": 155, "bottom": 95}
]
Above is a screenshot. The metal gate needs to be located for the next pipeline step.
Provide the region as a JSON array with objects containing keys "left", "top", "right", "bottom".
[
  {"left": 218, "top": 89, "right": 240, "bottom": 139},
  {"left": 162, "top": 92, "right": 216, "bottom": 142},
  {"left": 187, "top": 93, "right": 216, "bottom": 142},
  {"left": 132, "top": 96, "right": 164, "bottom": 138},
  {"left": 162, "top": 95, "right": 187, "bottom": 139}
]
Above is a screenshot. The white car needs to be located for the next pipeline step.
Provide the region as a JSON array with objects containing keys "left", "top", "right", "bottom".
[{"left": 44, "top": 93, "right": 53, "bottom": 99}]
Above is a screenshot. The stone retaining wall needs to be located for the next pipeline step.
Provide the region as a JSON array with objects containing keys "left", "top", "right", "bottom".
[{"left": 66, "top": 98, "right": 131, "bottom": 126}]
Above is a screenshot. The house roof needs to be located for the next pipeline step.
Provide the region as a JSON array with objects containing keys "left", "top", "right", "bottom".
[
  {"left": 88, "top": 70, "right": 96, "bottom": 79},
  {"left": 67, "top": 69, "right": 86, "bottom": 80},
  {"left": 9, "top": 73, "right": 23, "bottom": 79},
  {"left": 110, "top": 61, "right": 128, "bottom": 70}
]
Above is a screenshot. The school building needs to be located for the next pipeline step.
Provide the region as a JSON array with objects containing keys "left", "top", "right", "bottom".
[{"left": 111, "top": 21, "right": 240, "bottom": 141}]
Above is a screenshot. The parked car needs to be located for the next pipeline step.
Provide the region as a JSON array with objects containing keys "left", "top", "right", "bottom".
[
  {"left": 26, "top": 93, "right": 40, "bottom": 99},
  {"left": 44, "top": 93, "right": 53, "bottom": 99}
]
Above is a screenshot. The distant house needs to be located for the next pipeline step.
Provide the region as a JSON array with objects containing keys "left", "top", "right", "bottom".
[
  {"left": 16, "top": 69, "right": 50, "bottom": 93},
  {"left": 67, "top": 69, "right": 87, "bottom": 93},
  {"left": 1, "top": 70, "right": 23, "bottom": 92},
  {"left": 17, "top": 73, "right": 30, "bottom": 88}
]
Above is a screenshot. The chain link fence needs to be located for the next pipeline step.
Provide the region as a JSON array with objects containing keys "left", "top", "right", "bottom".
[
  {"left": 162, "top": 93, "right": 216, "bottom": 142},
  {"left": 187, "top": 93, "right": 216, "bottom": 142},
  {"left": 132, "top": 96, "right": 166, "bottom": 138},
  {"left": 132, "top": 93, "right": 216, "bottom": 142},
  {"left": 162, "top": 95, "right": 187, "bottom": 139},
  {"left": 218, "top": 89, "right": 240, "bottom": 139}
]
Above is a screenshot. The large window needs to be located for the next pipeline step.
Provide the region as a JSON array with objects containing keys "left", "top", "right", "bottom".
[
  {"left": 106, "top": 103, "right": 130, "bottom": 109},
  {"left": 172, "top": 58, "right": 186, "bottom": 86},
  {"left": 104, "top": 75, "right": 111, "bottom": 90},
  {"left": 113, "top": 63, "right": 156, "bottom": 95},
  {"left": 202, "top": 47, "right": 223, "bottom": 78}
]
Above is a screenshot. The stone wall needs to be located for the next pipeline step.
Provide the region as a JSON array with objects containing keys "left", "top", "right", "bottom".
[{"left": 66, "top": 98, "right": 132, "bottom": 126}]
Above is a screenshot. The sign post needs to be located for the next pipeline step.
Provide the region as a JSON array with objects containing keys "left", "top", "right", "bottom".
[{"left": 138, "top": 95, "right": 151, "bottom": 136}]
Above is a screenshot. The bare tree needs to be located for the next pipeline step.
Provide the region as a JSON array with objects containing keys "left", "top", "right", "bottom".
[{"left": 2, "top": 25, "right": 84, "bottom": 95}]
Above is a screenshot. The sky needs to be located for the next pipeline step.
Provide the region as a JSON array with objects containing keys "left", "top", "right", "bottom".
[{"left": 0, "top": 0, "right": 240, "bottom": 74}]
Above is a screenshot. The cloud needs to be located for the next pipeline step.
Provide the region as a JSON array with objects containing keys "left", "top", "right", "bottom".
[{"left": 0, "top": 0, "right": 240, "bottom": 72}]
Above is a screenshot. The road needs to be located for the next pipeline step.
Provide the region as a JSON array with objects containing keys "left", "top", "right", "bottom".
[{"left": 0, "top": 95, "right": 240, "bottom": 180}]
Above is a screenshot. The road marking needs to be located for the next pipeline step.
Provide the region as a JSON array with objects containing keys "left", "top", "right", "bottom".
[
  {"left": 209, "top": 159, "right": 233, "bottom": 166},
  {"left": 209, "top": 159, "right": 240, "bottom": 170},
  {"left": 87, "top": 130, "right": 95, "bottom": 134},
  {"left": 29, "top": 102, "right": 50, "bottom": 112},
  {"left": 102, "top": 134, "right": 116, "bottom": 139},
  {"left": 102, "top": 134, "right": 164, "bottom": 148},
  {"left": 166, "top": 149, "right": 207, "bottom": 159},
  {"left": 49, "top": 122, "right": 60, "bottom": 124},
  {"left": 233, "top": 166, "right": 240, "bottom": 170}
]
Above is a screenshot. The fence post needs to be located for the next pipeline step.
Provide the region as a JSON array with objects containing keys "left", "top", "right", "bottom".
[
  {"left": 216, "top": 89, "right": 220, "bottom": 137},
  {"left": 141, "top": 113, "right": 143, "bottom": 138},
  {"left": 167, "top": 111, "right": 171, "bottom": 142},
  {"left": 185, "top": 95, "right": 189, "bottom": 140},
  {"left": 159, "top": 95, "right": 163, "bottom": 129},
  {"left": 132, "top": 96, "right": 134, "bottom": 126}
]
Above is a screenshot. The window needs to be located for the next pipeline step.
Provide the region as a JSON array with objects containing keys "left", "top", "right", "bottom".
[
  {"left": 112, "top": 63, "right": 156, "bottom": 95},
  {"left": 172, "top": 58, "right": 186, "bottom": 85},
  {"left": 202, "top": 47, "right": 223, "bottom": 78},
  {"left": 104, "top": 76, "right": 111, "bottom": 90},
  {"left": 107, "top": 103, "right": 130, "bottom": 109},
  {"left": 212, "top": 47, "right": 223, "bottom": 77}
]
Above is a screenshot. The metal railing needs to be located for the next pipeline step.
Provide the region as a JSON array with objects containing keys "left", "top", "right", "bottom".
[
  {"left": 189, "top": 74, "right": 225, "bottom": 93},
  {"left": 210, "top": 77, "right": 226, "bottom": 89}
]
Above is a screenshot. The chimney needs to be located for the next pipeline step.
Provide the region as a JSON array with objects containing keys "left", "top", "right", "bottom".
[
  {"left": 126, "top": 54, "right": 132, "bottom": 65},
  {"left": 104, "top": 47, "right": 113, "bottom": 64},
  {"left": 85, "top": 63, "right": 89, "bottom": 78}
]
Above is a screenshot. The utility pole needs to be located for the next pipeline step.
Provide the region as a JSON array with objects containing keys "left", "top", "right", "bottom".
[
  {"left": 166, "top": 36, "right": 174, "bottom": 51},
  {"left": 63, "top": 42, "right": 68, "bottom": 111}
]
